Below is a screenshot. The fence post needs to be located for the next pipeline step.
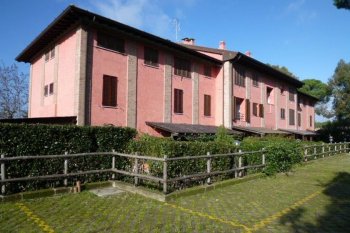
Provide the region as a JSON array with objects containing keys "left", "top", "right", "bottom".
[
  {"left": 335, "top": 143, "right": 337, "bottom": 155},
  {"left": 322, "top": 143, "right": 325, "bottom": 158},
  {"left": 112, "top": 149, "right": 116, "bottom": 180},
  {"left": 314, "top": 146, "right": 317, "bottom": 160},
  {"left": 163, "top": 155, "right": 167, "bottom": 194},
  {"left": 206, "top": 152, "right": 211, "bottom": 185},
  {"left": 134, "top": 152, "right": 139, "bottom": 186},
  {"left": 64, "top": 152, "right": 68, "bottom": 186},
  {"left": 238, "top": 150, "right": 243, "bottom": 177},
  {"left": 262, "top": 148, "right": 266, "bottom": 166},
  {"left": 1, "top": 154, "right": 5, "bottom": 195},
  {"left": 304, "top": 148, "right": 308, "bottom": 162}
]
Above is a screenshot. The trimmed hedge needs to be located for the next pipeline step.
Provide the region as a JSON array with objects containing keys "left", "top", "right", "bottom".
[
  {"left": 127, "top": 135, "right": 239, "bottom": 190},
  {"left": 241, "top": 136, "right": 303, "bottom": 175},
  {"left": 0, "top": 124, "right": 136, "bottom": 194}
]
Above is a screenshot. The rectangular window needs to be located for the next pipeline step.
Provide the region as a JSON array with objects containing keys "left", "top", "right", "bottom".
[
  {"left": 174, "top": 89, "right": 183, "bottom": 114},
  {"left": 97, "top": 33, "right": 125, "bottom": 53},
  {"left": 280, "top": 108, "right": 285, "bottom": 119},
  {"left": 144, "top": 47, "right": 159, "bottom": 67},
  {"left": 310, "top": 115, "right": 313, "bottom": 127},
  {"left": 204, "top": 94, "right": 211, "bottom": 116},
  {"left": 50, "top": 47, "right": 55, "bottom": 59},
  {"left": 233, "top": 97, "right": 244, "bottom": 120},
  {"left": 253, "top": 103, "right": 258, "bottom": 116},
  {"left": 266, "top": 87, "right": 273, "bottom": 104},
  {"left": 259, "top": 104, "right": 264, "bottom": 118},
  {"left": 204, "top": 65, "right": 211, "bottom": 77},
  {"left": 44, "top": 85, "right": 48, "bottom": 96},
  {"left": 298, "top": 113, "right": 301, "bottom": 127},
  {"left": 289, "top": 109, "right": 295, "bottom": 125},
  {"left": 252, "top": 73, "right": 259, "bottom": 87},
  {"left": 174, "top": 57, "right": 191, "bottom": 78},
  {"left": 289, "top": 87, "right": 295, "bottom": 102},
  {"left": 49, "top": 83, "right": 54, "bottom": 95},
  {"left": 102, "top": 75, "right": 117, "bottom": 107},
  {"left": 234, "top": 67, "right": 245, "bottom": 87},
  {"left": 45, "top": 52, "right": 50, "bottom": 61}
]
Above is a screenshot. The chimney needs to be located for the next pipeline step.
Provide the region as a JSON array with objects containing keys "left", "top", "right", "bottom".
[
  {"left": 245, "top": 51, "right": 252, "bottom": 57},
  {"left": 182, "top": 37, "right": 195, "bottom": 45},
  {"left": 219, "top": 41, "right": 226, "bottom": 50}
]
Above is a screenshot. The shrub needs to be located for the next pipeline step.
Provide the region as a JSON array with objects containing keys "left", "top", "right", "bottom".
[
  {"left": 0, "top": 123, "right": 137, "bottom": 194},
  {"left": 241, "top": 136, "right": 303, "bottom": 175}
]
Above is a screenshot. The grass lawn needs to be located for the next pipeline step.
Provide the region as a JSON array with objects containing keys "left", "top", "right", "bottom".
[{"left": 1, "top": 154, "right": 350, "bottom": 232}]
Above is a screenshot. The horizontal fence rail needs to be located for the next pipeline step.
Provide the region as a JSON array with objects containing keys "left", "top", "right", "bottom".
[{"left": 0, "top": 142, "right": 349, "bottom": 195}]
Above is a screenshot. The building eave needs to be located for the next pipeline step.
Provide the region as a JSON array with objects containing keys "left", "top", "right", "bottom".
[{"left": 16, "top": 5, "right": 221, "bottom": 65}]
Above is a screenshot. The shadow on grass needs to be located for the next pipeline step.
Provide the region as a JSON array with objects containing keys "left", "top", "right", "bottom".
[{"left": 279, "top": 172, "right": 350, "bottom": 233}]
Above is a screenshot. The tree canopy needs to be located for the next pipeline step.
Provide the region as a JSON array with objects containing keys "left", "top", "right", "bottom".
[
  {"left": 334, "top": 0, "right": 350, "bottom": 9},
  {"left": 0, "top": 63, "right": 28, "bottom": 119},
  {"left": 328, "top": 59, "right": 350, "bottom": 120}
]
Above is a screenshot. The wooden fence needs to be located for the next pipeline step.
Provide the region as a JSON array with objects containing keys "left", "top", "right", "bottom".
[{"left": 0, "top": 142, "right": 349, "bottom": 195}]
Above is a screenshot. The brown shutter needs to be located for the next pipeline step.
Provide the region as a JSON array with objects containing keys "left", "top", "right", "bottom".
[
  {"left": 259, "top": 104, "right": 264, "bottom": 118},
  {"left": 179, "top": 90, "right": 183, "bottom": 113},
  {"left": 111, "top": 77, "right": 117, "bottom": 106},
  {"left": 245, "top": 99, "right": 250, "bottom": 123},
  {"left": 102, "top": 76, "right": 109, "bottom": 106},
  {"left": 233, "top": 97, "right": 237, "bottom": 120}
]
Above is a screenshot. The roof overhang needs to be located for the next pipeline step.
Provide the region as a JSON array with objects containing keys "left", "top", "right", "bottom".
[
  {"left": 228, "top": 53, "right": 304, "bottom": 87},
  {"left": 146, "top": 122, "right": 242, "bottom": 135},
  {"left": 16, "top": 5, "right": 222, "bottom": 65},
  {"left": 279, "top": 129, "right": 317, "bottom": 136},
  {"left": 231, "top": 126, "right": 291, "bottom": 136},
  {"left": 0, "top": 116, "right": 77, "bottom": 125}
]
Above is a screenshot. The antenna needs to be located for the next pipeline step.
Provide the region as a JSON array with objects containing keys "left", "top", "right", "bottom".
[{"left": 173, "top": 18, "right": 181, "bottom": 41}]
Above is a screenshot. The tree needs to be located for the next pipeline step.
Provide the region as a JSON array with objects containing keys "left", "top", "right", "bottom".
[
  {"left": 334, "top": 0, "right": 350, "bottom": 9},
  {"left": 0, "top": 63, "right": 28, "bottom": 119},
  {"left": 328, "top": 59, "right": 350, "bottom": 121},
  {"left": 266, "top": 63, "right": 298, "bottom": 78},
  {"left": 299, "top": 79, "right": 333, "bottom": 118}
]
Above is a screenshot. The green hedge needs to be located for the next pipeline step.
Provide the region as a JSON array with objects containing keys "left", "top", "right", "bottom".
[
  {"left": 241, "top": 136, "right": 303, "bottom": 175},
  {"left": 0, "top": 124, "right": 136, "bottom": 194}
]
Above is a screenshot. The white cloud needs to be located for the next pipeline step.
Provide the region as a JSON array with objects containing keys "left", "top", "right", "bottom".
[
  {"left": 287, "top": 0, "right": 305, "bottom": 12},
  {"left": 285, "top": 0, "right": 317, "bottom": 24},
  {"left": 90, "top": 0, "right": 174, "bottom": 39}
]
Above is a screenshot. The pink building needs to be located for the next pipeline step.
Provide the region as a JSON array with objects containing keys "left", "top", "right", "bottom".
[{"left": 16, "top": 6, "right": 317, "bottom": 140}]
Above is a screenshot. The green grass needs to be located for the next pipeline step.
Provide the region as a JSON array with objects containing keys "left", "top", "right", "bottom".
[{"left": 1, "top": 154, "right": 350, "bottom": 232}]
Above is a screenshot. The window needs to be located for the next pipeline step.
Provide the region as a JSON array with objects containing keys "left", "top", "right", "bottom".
[
  {"left": 233, "top": 97, "right": 244, "bottom": 120},
  {"left": 97, "top": 33, "right": 125, "bottom": 53},
  {"left": 310, "top": 116, "right": 313, "bottom": 127},
  {"left": 252, "top": 73, "right": 259, "bottom": 87},
  {"left": 174, "top": 89, "right": 183, "bottom": 113},
  {"left": 266, "top": 87, "right": 273, "bottom": 104},
  {"left": 102, "top": 75, "right": 117, "bottom": 107},
  {"left": 204, "top": 94, "right": 211, "bottom": 116},
  {"left": 144, "top": 47, "right": 159, "bottom": 67},
  {"left": 298, "top": 113, "right": 301, "bottom": 127},
  {"left": 259, "top": 104, "right": 264, "bottom": 118},
  {"left": 45, "top": 47, "right": 55, "bottom": 61},
  {"left": 289, "top": 87, "right": 295, "bottom": 102},
  {"left": 253, "top": 103, "right": 258, "bottom": 116},
  {"left": 234, "top": 67, "right": 245, "bottom": 87},
  {"left": 204, "top": 65, "right": 211, "bottom": 77},
  {"left": 289, "top": 109, "right": 295, "bottom": 125},
  {"left": 49, "top": 83, "right": 54, "bottom": 95},
  {"left": 174, "top": 57, "right": 191, "bottom": 78},
  {"left": 281, "top": 108, "right": 285, "bottom": 119},
  {"left": 44, "top": 85, "right": 48, "bottom": 96}
]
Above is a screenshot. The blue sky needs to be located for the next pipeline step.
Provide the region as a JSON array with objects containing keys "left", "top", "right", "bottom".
[{"left": 1, "top": 1, "right": 349, "bottom": 108}]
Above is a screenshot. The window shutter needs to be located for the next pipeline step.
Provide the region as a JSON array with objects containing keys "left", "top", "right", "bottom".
[
  {"left": 233, "top": 97, "right": 237, "bottom": 120},
  {"left": 204, "top": 95, "right": 211, "bottom": 116},
  {"left": 102, "top": 77, "right": 109, "bottom": 106},
  {"left": 111, "top": 77, "right": 117, "bottom": 106},
  {"left": 245, "top": 99, "right": 250, "bottom": 123},
  {"left": 259, "top": 104, "right": 264, "bottom": 118}
]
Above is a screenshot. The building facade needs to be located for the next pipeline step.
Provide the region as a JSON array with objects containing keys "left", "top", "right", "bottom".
[{"left": 17, "top": 6, "right": 317, "bottom": 139}]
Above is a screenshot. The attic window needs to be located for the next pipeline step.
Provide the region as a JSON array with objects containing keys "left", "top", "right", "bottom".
[
  {"left": 45, "top": 47, "right": 55, "bottom": 61},
  {"left": 174, "top": 57, "right": 191, "bottom": 78},
  {"left": 97, "top": 33, "right": 125, "bottom": 53}
]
